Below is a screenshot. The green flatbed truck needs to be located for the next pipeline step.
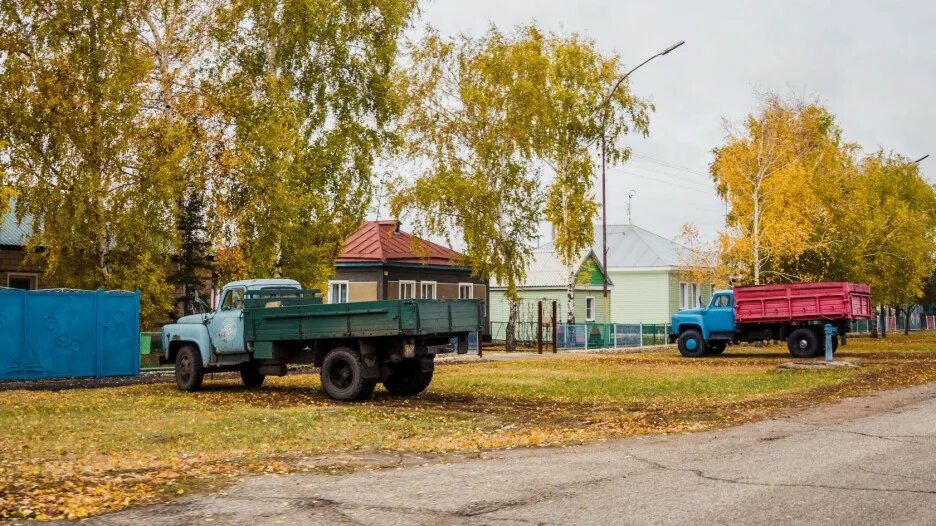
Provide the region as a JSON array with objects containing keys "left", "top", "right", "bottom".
[{"left": 161, "top": 279, "right": 482, "bottom": 401}]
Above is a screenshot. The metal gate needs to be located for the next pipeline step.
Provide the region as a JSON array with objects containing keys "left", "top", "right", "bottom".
[{"left": 0, "top": 288, "right": 140, "bottom": 380}]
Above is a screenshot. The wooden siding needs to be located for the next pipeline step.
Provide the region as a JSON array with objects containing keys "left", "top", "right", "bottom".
[{"left": 348, "top": 281, "right": 378, "bottom": 302}]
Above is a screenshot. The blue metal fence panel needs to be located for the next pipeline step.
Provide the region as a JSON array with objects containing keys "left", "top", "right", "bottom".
[{"left": 0, "top": 288, "right": 140, "bottom": 380}]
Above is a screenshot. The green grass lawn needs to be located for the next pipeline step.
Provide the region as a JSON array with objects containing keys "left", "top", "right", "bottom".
[{"left": 2, "top": 333, "right": 936, "bottom": 519}]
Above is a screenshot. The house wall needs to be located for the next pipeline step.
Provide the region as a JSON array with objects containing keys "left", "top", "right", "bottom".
[
  {"left": 667, "top": 271, "right": 713, "bottom": 318},
  {"left": 606, "top": 270, "right": 672, "bottom": 324},
  {"left": 488, "top": 288, "right": 609, "bottom": 325},
  {"left": 0, "top": 247, "right": 45, "bottom": 289}
]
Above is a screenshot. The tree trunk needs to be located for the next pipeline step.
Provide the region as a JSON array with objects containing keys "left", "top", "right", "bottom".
[
  {"left": 881, "top": 305, "right": 887, "bottom": 338},
  {"left": 505, "top": 300, "right": 519, "bottom": 352},
  {"left": 752, "top": 181, "right": 761, "bottom": 285},
  {"left": 566, "top": 266, "right": 576, "bottom": 324},
  {"left": 905, "top": 305, "right": 914, "bottom": 335},
  {"left": 870, "top": 305, "right": 878, "bottom": 338}
]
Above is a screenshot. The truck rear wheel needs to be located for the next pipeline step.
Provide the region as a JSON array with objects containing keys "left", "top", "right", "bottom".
[
  {"left": 383, "top": 359, "right": 433, "bottom": 396},
  {"left": 787, "top": 328, "right": 820, "bottom": 358},
  {"left": 175, "top": 344, "right": 204, "bottom": 392},
  {"left": 240, "top": 364, "right": 265, "bottom": 389},
  {"left": 677, "top": 330, "right": 707, "bottom": 358},
  {"left": 321, "top": 347, "right": 375, "bottom": 402}
]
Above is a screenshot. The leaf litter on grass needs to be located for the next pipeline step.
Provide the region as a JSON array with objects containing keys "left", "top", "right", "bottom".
[{"left": 2, "top": 334, "right": 936, "bottom": 519}]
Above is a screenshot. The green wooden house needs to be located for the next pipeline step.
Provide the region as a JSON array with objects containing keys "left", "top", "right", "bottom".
[
  {"left": 551, "top": 224, "right": 713, "bottom": 324},
  {"left": 488, "top": 249, "right": 612, "bottom": 334}
]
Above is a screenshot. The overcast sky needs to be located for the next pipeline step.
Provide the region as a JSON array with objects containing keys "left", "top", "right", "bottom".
[{"left": 410, "top": 0, "right": 934, "bottom": 244}]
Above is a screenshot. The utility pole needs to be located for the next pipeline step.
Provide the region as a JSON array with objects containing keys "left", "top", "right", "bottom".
[{"left": 599, "top": 40, "right": 685, "bottom": 322}]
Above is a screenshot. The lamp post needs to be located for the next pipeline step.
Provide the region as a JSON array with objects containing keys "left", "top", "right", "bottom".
[{"left": 599, "top": 40, "right": 685, "bottom": 321}]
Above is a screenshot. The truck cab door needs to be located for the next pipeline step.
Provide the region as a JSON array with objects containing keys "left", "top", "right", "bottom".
[
  {"left": 706, "top": 292, "right": 736, "bottom": 337},
  {"left": 208, "top": 286, "right": 247, "bottom": 354}
]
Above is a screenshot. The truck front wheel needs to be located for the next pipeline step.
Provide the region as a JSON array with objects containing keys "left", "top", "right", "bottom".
[
  {"left": 787, "top": 328, "right": 820, "bottom": 358},
  {"left": 383, "top": 359, "right": 433, "bottom": 396},
  {"left": 706, "top": 341, "right": 727, "bottom": 355},
  {"left": 677, "top": 330, "right": 707, "bottom": 358},
  {"left": 175, "top": 344, "right": 204, "bottom": 392},
  {"left": 321, "top": 347, "right": 376, "bottom": 402}
]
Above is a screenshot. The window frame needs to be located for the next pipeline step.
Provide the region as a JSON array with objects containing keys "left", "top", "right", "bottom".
[
  {"left": 585, "top": 296, "right": 596, "bottom": 322},
  {"left": 458, "top": 282, "right": 474, "bottom": 300},
  {"left": 679, "top": 282, "right": 687, "bottom": 310},
  {"left": 328, "top": 280, "right": 349, "bottom": 304},
  {"left": 420, "top": 281, "right": 437, "bottom": 300},
  {"left": 399, "top": 280, "right": 416, "bottom": 299},
  {"left": 219, "top": 286, "right": 246, "bottom": 311},
  {"left": 6, "top": 272, "right": 38, "bottom": 290}
]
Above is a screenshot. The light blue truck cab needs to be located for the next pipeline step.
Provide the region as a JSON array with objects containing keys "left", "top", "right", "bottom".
[
  {"left": 669, "top": 290, "right": 736, "bottom": 357},
  {"left": 162, "top": 278, "right": 301, "bottom": 372}
]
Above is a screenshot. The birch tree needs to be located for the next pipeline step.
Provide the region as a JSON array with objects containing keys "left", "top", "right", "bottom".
[{"left": 710, "top": 94, "right": 834, "bottom": 285}]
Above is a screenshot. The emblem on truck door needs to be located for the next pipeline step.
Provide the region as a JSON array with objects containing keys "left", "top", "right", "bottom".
[{"left": 218, "top": 319, "right": 238, "bottom": 342}]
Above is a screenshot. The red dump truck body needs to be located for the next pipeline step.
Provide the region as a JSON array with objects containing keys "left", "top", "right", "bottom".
[{"left": 734, "top": 282, "right": 872, "bottom": 325}]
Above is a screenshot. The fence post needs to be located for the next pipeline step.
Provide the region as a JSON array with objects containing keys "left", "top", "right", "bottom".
[
  {"left": 639, "top": 322, "right": 644, "bottom": 347},
  {"left": 552, "top": 301, "right": 558, "bottom": 353},
  {"left": 537, "top": 301, "right": 543, "bottom": 354}
]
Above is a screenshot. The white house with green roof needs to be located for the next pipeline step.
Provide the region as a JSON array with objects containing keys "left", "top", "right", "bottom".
[
  {"left": 488, "top": 248, "right": 611, "bottom": 330},
  {"left": 489, "top": 224, "right": 712, "bottom": 333}
]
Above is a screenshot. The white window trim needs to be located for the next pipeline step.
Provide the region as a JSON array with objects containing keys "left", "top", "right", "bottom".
[
  {"left": 458, "top": 282, "right": 474, "bottom": 299},
  {"left": 679, "top": 282, "right": 687, "bottom": 310},
  {"left": 6, "top": 272, "right": 39, "bottom": 290},
  {"left": 399, "top": 280, "right": 416, "bottom": 299},
  {"left": 327, "top": 280, "right": 349, "bottom": 304},
  {"left": 585, "top": 296, "right": 596, "bottom": 322},
  {"left": 420, "top": 281, "right": 437, "bottom": 300}
]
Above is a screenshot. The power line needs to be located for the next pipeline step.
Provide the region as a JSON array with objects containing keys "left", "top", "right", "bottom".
[
  {"left": 624, "top": 160, "right": 714, "bottom": 186},
  {"left": 630, "top": 153, "right": 710, "bottom": 177},
  {"left": 610, "top": 167, "right": 715, "bottom": 192}
]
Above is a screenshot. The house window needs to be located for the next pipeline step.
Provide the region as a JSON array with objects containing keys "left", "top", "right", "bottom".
[
  {"left": 328, "top": 280, "right": 349, "bottom": 304},
  {"left": 400, "top": 280, "right": 416, "bottom": 299},
  {"left": 585, "top": 296, "right": 596, "bottom": 322},
  {"left": 458, "top": 283, "right": 473, "bottom": 299},
  {"left": 6, "top": 273, "right": 38, "bottom": 290},
  {"left": 679, "top": 282, "right": 700, "bottom": 310},
  {"left": 420, "top": 281, "right": 437, "bottom": 300}
]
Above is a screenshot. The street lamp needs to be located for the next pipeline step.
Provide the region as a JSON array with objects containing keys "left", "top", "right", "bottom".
[{"left": 598, "top": 40, "right": 685, "bottom": 320}]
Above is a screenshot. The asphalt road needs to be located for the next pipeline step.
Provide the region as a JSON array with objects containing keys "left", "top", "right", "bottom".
[{"left": 86, "top": 383, "right": 936, "bottom": 525}]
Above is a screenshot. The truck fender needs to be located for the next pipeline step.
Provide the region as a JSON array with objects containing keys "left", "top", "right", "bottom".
[
  {"left": 357, "top": 338, "right": 381, "bottom": 379},
  {"left": 674, "top": 319, "right": 707, "bottom": 340},
  {"left": 162, "top": 324, "right": 212, "bottom": 365}
]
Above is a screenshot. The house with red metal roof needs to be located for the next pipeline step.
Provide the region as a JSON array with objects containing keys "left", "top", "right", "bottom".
[{"left": 330, "top": 220, "right": 489, "bottom": 331}]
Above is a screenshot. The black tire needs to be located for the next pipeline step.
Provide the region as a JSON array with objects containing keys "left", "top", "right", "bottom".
[
  {"left": 240, "top": 364, "right": 265, "bottom": 389},
  {"left": 175, "top": 344, "right": 204, "bottom": 392},
  {"left": 787, "top": 328, "right": 820, "bottom": 358},
  {"left": 706, "top": 341, "right": 727, "bottom": 355},
  {"left": 383, "top": 359, "right": 434, "bottom": 396},
  {"left": 677, "top": 330, "right": 707, "bottom": 358},
  {"left": 320, "top": 347, "right": 373, "bottom": 401}
]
